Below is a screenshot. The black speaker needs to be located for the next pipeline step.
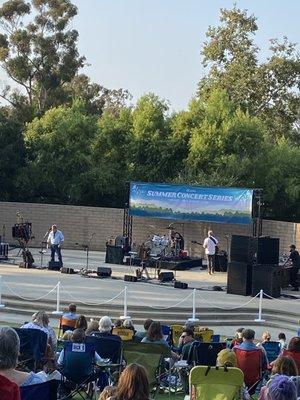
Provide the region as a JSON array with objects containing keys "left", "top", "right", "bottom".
[
  {"left": 105, "top": 245, "right": 124, "bottom": 264},
  {"left": 158, "top": 272, "right": 174, "bottom": 282},
  {"left": 97, "top": 267, "right": 112, "bottom": 277},
  {"left": 174, "top": 281, "right": 188, "bottom": 289},
  {"left": 252, "top": 265, "right": 282, "bottom": 298},
  {"left": 61, "top": 267, "right": 75, "bottom": 274},
  {"left": 227, "top": 261, "right": 252, "bottom": 296},
  {"left": 48, "top": 261, "right": 62, "bottom": 270},
  {"left": 257, "top": 237, "right": 279, "bottom": 265},
  {"left": 124, "top": 275, "right": 137, "bottom": 282},
  {"left": 230, "top": 235, "right": 256, "bottom": 264}
]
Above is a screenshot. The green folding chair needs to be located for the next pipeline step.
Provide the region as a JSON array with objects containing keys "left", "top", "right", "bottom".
[{"left": 189, "top": 365, "right": 244, "bottom": 400}]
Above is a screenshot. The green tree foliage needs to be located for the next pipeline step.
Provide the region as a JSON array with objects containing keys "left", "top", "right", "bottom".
[
  {"left": 0, "top": 0, "right": 85, "bottom": 115},
  {"left": 22, "top": 101, "right": 98, "bottom": 203},
  {"left": 0, "top": 108, "right": 24, "bottom": 200},
  {"left": 199, "top": 6, "right": 300, "bottom": 138}
]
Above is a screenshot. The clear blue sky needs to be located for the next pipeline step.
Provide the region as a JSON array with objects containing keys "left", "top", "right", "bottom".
[{"left": 1, "top": 0, "right": 300, "bottom": 111}]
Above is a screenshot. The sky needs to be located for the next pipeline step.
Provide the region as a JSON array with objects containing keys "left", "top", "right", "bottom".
[{"left": 0, "top": 0, "right": 299, "bottom": 112}]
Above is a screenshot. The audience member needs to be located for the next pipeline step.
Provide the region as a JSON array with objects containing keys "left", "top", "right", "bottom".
[
  {"left": 122, "top": 319, "right": 136, "bottom": 333},
  {"left": 90, "top": 316, "right": 121, "bottom": 342},
  {"left": 179, "top": 329, "right": 196, "bottom": 360},
  {"left": 141, "top": 321, "right": 168, "bottom": 345},
  {"left": 86, "top": 320, "right": 99, "bottom": 336},
  {"left": 134, "top": 319, "right": 153, "bottom": 342},
  {"left": 271, "top": 356, "right": 298, "bottom": 376},
  {"left": 114, "top": 319, "right": 123, "bottom": 328},
  {"left": 62, "top": 314, "right": 88, "bottom": 340},
  {"left": 257, "top": 331, "right": 271, "bottom": 346},
  {"left": 278, "top": 333, "right": 287, "bottom": 351},
  {"left": 230, "top": 327, "right": 244, "bottom": 349},
  {"left": 234, "top": 328, "right": 268, "bottom": 371},
  {"left": 21, "top": 310, "right": 57, "bottom": 349},
  {"left": 264, "top": 375, "right": 297, "bottom": 400},
  {"left": 63, "top": 303, "right": 79, "bottom": 320},
  {"left": 282, "top": 337, "right": 300, "bottom": 371},
  {"left": 0, "top": 326, "right": 46, "bottom": 387},
  {"left": 111, "top": 363, "right": 149, "bottom": 400}
]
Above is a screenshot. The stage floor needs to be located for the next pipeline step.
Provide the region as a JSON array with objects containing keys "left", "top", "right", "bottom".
[{"left": 0, "top": 247, "right": 299, "bottom": 338}]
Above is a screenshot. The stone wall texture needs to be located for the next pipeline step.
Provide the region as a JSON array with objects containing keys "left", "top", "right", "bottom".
[{"left": 0, "top": 201, "right": 298, "bottom": 258}]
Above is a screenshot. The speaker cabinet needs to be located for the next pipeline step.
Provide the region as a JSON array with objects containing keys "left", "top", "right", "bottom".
[
  {"left": 230, "top": 235, "right": 256, "bottom": 264},
  {"left": 227, "top": 261, "right": 252, "bottom": 296},
  {"left": 105, "top": 245, "right": 124, "bottom": 264},
  {"left": 174, "top": 281, "right": 188, "bottom": 289},
  {"left": 252, "top": 265, "right": 282, "bottom": 298},
  {"left": 124, "top": 275, "right": 137, "bottom": 282},
  {"left": 61, "top": 267, "right": 75, "bottom": 274},
  {"left": 48, "top": 261, "right": 62, "bottom": 270},
  {"left": 158, "top": 272, "right": 174, "bottom": 282},
  {"left": 257, "top": 237, "right": 279, "bottom": 265},
  {"left": 97, "top": 267, "right": 112, "bottom": 277}
]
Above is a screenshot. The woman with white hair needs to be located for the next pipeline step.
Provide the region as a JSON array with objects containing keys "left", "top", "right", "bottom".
[
  {"left": 0, "top": 326, "right": 46, "bottom": 386},
  {"left": 89, "top": 316, "right": 121, "bottom": 342}
]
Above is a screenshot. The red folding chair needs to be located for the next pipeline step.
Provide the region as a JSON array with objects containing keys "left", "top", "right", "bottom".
[
  {"left": 282, "top": 350, "right": 300, "bottom": 372},
  {"left": 234, "top": 348, "right": 262, "bottom": 394}
]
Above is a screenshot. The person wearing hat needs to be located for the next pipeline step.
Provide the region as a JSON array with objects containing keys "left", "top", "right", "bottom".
[{"left": 285, "top": 245, "right": 300, "bottom": 291}]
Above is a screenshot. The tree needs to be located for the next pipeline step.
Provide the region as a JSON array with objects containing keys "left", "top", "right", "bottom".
[
  {"left": 198, "top": 6, "right": 300, "bottom": 138},
  {"left": 0, "top": 107, "right": 24, "bottom": 200},
  {"left": 22, "top": 101, "right": 98, "bottom": 204},
  {"left": 0, "top": 0, "right": 85, "bottom": 115}
]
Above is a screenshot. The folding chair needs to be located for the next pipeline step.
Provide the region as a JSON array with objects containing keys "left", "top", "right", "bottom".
[
  {"left": 262, "top": 341, "right": 281, "bottom": 363},
  {"left": 234, "top": 348, "right": 263, "bottom": 395},
  {"left": 122, "top": 342, "right": 171, "bottom": 396},
  {"left": 170, "top": 324, "right": 184, "bottom": 346},
  {"left": 161, "top": 324, "right": 172, "bottom": 345},
  {"left": 20, "top": 380, "right": 58, "bottom": 400},
  {"left": 112, "top": 327, "right": 134, "bottom": 341},
  {"left": 59, "top": 341, "right": 98, "bottom": 399},
  {"left": 194, "top": 327, "right": 214, "bottom": 343},
  {"left": 58, "top": 316, "right": 77, "bottom": 338},
  {"left": 86, "top": 335, "right": 123, "bottom": 384},
  {"left": 14, "top": 328, "right": 48, "bottom": 371},
  {"left": 282, "top": 350, "right": 300, "bottom": 372},
  {"left": 187, "top": 341, "right": 227, "bottom": 366},
  {"left": 189, "top": 365, "right": 244, "bottom": 400}
]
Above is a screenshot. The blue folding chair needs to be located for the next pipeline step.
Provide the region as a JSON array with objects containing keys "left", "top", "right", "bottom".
[
  {"left": 262, "top": 341, "right": 281, "bottom": 363},
  {"left": 60, "top": 341, "right": 98, "bottom": 399},
  {"left": 14, "top": 328, "right": 48, "bottom": 371},
  {"left": 20, "top": 380, "right": 58, "bottom": 400},
  {"left": 161, "top": 324, "right": 172, "bottom": 346}
]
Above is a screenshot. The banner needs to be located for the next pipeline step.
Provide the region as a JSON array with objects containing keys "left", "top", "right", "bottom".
[{"left": 129, "top": 182, "right": 253, "bottom": 224}]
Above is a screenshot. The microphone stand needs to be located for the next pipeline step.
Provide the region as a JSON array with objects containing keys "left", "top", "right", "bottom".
[
  {"left": 80, "top": 233, "right": 95, "bottom": 276},
  {"left": 39, "top": 230, "right": 50, "bottom": 269}
]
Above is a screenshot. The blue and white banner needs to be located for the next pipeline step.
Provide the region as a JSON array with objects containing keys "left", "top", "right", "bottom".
[{"left": 129, "top": 182, "right": 253, "bottom": 224}]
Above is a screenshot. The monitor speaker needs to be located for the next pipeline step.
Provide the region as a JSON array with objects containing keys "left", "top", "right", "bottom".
[
  {"left": 97, "top": 267, "right": 112, "bottom": 277},
  {"left": 124, "top": 275, "right": 137, "bottom": 282},
  {"left": 227, "top": 261, "right": 252, "bottom": 296},
  {"left": 174, "top": 281, "right": 188, "bottom": 289},
  {"left": 61, "top": 267, "right": 75, "bottom": 274},
  {"left": 252, "top": 265, "right": 282, "bottom": 298},
  {"left": 158, "top": 272, "right": 174, "bottom": 282}
]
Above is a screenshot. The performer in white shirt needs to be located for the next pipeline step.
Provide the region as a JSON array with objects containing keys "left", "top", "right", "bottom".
[
  {"left": 47, "top": 224, "right": 64, "bottom": 265},
  {"left": 203, "top": 230, "right": 218, "bottom": 275}
]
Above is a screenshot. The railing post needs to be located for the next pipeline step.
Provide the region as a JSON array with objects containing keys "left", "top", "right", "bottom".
[
  {"left": 254, "top": 289, "right": 265, "bottom": 322},
  {"left": 52, "top": 282, "right": 63, "bottom": 315},
  {"left": 188, "top": 289, "right": 199, "bottom": 323},
  {"left": 0, "top": 276, "right": 5, "bottom": 308},
  {"left": 120, "top": 286, "right": 131, "bottom": 320}
]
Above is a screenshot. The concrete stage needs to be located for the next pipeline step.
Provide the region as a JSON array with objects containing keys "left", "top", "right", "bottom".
[{"left": 0, "top": 247, "right": 299, "bottom": 339}]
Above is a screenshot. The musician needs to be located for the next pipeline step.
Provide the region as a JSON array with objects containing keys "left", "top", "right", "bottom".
[
  {"left": 203, "top": 230, "right": 218, "bottom": 275},
  {"left": 285, "top": 244, "right": 300, "bottom": 291},
  {"left": 47, "top": 225, "right": 64, "bottom": 265}
]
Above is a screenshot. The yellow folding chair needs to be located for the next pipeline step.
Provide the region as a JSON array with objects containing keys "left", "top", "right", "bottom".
[
  {"left": 171, "top": 324, "right": 184, "bottom": 346},
  {"left": 194, "top": 327, "right": 214, "bottom": 343},
  {"left": 190, "top": 365, "right": 244, "bottom": 400},
  {"left": 112, "top": 327, "right": 134, "bottom": 341}
]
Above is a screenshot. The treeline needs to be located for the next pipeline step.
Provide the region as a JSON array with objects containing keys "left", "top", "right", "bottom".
[{"left": 0, "top": 1, "right": 299, "bottom": 221}]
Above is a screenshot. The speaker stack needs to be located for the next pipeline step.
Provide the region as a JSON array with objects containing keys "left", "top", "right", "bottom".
[
  {"left": 97, "top": 267, "right": 112, "bottom": 277},
  {"left": 227, "top": 235, "right": 281, "bottom": 297}
]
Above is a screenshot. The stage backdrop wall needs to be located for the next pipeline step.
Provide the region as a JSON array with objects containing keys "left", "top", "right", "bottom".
[{"left": 0, "top": 201, "right": 298, "bottom": 257}]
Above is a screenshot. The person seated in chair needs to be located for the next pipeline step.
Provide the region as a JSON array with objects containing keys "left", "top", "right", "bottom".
[
  {"left": 63, "top": 303, "right": 79, "bottom": 320},
  {"left": 0, "top": 326, "right": 46, "bottom": 387},
  {"left": 179, "top": 329, "right": 196, "bottom": 360},
  {"left": 89, "top": 316, "right": 121, "bottom": 342},
  {"left": 62, "top": 315, "right": 88, "bottom": 340},
  {"left": 111, "top": 363, "right": 150, "bottom": 400},
  {"left": 134, "top": 319, "right": 153, "bottom": 342},
  {"left": 233, "top": 328, "right": 268, "bottom": 371}
]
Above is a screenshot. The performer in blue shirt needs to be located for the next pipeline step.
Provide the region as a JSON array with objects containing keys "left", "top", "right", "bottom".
[{"left": 47, "top": 224, "right": 64, "bottom": 265}]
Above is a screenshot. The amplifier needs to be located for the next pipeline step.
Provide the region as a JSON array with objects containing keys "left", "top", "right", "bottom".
[
  {"left": 48, "top": 261, "right": 62, "bottom": 270},
  {"left": 158, "top": 272, "right": 174, "bottom": 282},
  {"left": 97, "top": 267, "right": 112, "bottom": 277},
  {"left": 124, "top": 275, "right": 137, "bottom": 282},
  {"left": 61, "top": 267, "right": 76, "bottom": 274},
  {"left": 252, "top": 265, "right": 282, "bottom": 298},
  {"left": 174, "top": 281, "right": 188, "bottom": 289}
]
